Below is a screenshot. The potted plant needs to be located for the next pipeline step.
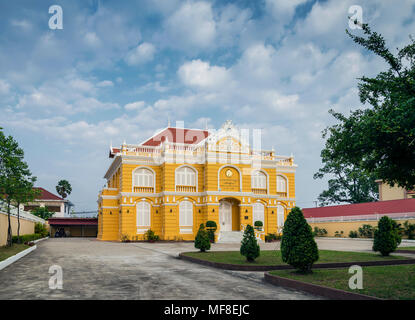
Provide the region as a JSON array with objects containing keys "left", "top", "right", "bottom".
[
  {"left": 205, "top": 220, "right": 217, "bottom": 243},
  {"left": 254, "top": 220, "right": 263, "bottom": 231}
]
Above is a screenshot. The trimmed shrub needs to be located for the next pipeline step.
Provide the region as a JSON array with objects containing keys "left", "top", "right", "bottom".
[
  {"left": 373, "top": 216, "right": 401, "bottom": 256},
  {"left": 281, "top": 207, "right": 319, "bottom": 273},
  {"left": 144, "top": 229, "right": 159, "bottom": 242},
  {"left": 240, "top": 224, "right": 260, "bottom": 262},
  {"left": 349, "top": 230, "right": 358, "bottom": 238},
  {"left": 358, "top": 224, "right": 375, "bottom": 238},
  {"left": 403, "top": 221, "right": 415, "bottom": 239},
  {"left": 195, "top": 224, "right": 210, "bottom": 252},
  {"left": 265, "top": 233, "right": 281, "bottom": 242},
  {"left": 313, "top": 227, "right": 328, "bottom": 237},
  {"left": 34, "top": 223, "right": 48, "bottom": 238},
  {"left": 12, "top": 233, "right": 42, "bottom": 243},
  {"left": 205, "top": 220, "right": 217, "bottom": 243}
]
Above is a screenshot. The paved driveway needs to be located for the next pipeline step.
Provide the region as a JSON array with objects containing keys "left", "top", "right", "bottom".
[{"left": 0, "top": 238, "right": 322, "bottom": 300}]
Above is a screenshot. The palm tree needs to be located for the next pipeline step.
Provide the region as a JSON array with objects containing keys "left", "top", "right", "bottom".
[{"left": 56, "top": 180, "right": 72, "bottom": 215}]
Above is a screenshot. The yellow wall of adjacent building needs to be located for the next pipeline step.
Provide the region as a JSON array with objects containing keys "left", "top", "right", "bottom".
[
  {"left": 309, "top": 218, "right": 415, "bottom": 238},
  {"left": 0, "top": 212, "right": 37, "bottom": 246}
]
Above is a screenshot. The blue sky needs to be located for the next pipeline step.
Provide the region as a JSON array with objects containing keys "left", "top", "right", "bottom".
[{"left": 0, "top": 0, "right": 414, "bottom": 211}]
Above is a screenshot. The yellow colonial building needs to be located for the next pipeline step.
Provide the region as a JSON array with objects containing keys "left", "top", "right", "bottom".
[{"left": 97, "top": 120, "right": 297, "bottom": 242}]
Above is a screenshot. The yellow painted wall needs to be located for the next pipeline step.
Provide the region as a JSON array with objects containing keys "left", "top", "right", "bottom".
[
  {"left": 309, "top": 218, "right": 415, "bottom": 238},
  {"left": 0, "top": 212, "right": 38, "bottom": 246},
  {"left": 98, "top": 157, "right": 296, "bottom": 241}
]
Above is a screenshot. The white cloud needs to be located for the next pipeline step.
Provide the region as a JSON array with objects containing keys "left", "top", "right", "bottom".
[
  {"left": 0, "top": 79, "right": 10, "bottom": 95},
  {"left": 97, "top": 80, "right": 114, "bottom": 87},
  {"left": 124, "top": 101, "right": 145, "bottom": 111},
  {"left": 125, "top": 42, "right": 156, "bottom": 65},
  {"left": 178, "top": 59, "right": 231, "bottom": 90},
  {"left": 163, "top": 1, "right": 216, "bottom": 50}
]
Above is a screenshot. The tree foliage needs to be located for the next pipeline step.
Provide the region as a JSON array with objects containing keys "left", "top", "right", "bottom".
[
  {"left": 56, "top": 179, "right": 72, "bottom": 199},
  {"left": 0, "top": 128, "right": 37, "bottom": 246},
  {"left": 319, "top": 24, "right": 415, "bottom": 194},
  {"left": 281, "top": 207, "right": 319, "bottom": 273},
  {"left": 194, "top": 223, "right": 210, "bottom": 252},
  {"left": 240, "top": 224, "right": 260, "bottom": 262},
  {"left": 31, "top": 206, "right": 54, "bottom": 220},
  {"left": 373, "top": 216, "right": 401, "bottom": 256}
]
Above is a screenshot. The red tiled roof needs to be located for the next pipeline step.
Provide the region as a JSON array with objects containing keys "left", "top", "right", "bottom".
[
  {"left": 303, "top": 199, "right": 415, "bottom": 218},
  {"left": 48, "top": 218, "right": 98, "bottom": 226},
  {"left": 34, "top": 187, "right": 63, "bottom": 201},
  {"left": 142, "top": 127, "right": 209, "bottom": 146}
]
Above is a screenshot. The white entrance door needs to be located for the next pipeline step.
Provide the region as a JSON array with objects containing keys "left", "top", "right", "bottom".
[{"left": 219, "top": 201, "right": 232, "bottom": 231}]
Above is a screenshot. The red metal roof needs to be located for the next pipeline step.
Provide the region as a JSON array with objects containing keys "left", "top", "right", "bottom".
[
  {"left": 142, "top": 127, "right": 209, "bottom": 146},
  {"left": 303, "top": 199, "right": 415, "bottom": 218},
  {"left": 48, "top": 218, "right": 98, "bottom": 226},
  {"left": 34, "top": 187, "right": 63, "bottom": 201}
]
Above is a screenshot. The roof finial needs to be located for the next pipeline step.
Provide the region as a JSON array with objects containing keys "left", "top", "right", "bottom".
[
  {"left": 168, "top": 115, "right": 171, "bottom": 127},
  {"left": 205, "top": 119, "right": 208, "bottom": 130}
]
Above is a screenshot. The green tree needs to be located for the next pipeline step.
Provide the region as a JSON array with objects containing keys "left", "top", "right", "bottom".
[
  {"left": 194, "top": 223, "right": 210, "bottom": 252},
  {"left": 56, "top": 179, "right": 72, "bottom": 215},
  {"left": 14, "top": 180, "right": 39, "bottom": 243},
  {"left": 373, "top": 216, "right": 401, "bottom": 256},
  {"left": 240, "top": 224, "right": 260, "bottom": 262},
  {"left": 56, "top": 179, "right": 72, "bottom": 199},
  {"left": 0, "top": 128, "right": 36, "bottom": 247},
  {"left": 319, "top": 24, "right": 415, "bottom": 193},
  {"left": 314, "top": 158, "right": 378, "bottom": 205},
  {"left": 31, "top": 207, "right": 54, "bottom": 220},
  {"left": 281, "top": 207, "right": 319, "bottom": 273}
]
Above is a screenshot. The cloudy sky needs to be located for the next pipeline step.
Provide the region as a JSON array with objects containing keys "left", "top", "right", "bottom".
[{"left": 0, "top": 0, "right": 414, "bottom": 211}]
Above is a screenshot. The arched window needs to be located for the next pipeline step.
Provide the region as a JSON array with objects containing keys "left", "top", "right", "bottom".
[
  {"left": 133, "top": 168, "right": 154, "bottom": 192},
  {"left": 175, "top": 166, "right": 196, "bottom": 192},
  {"left": 179, "top": 201, "right": 193, "bottom": 233},
  {"left": 253, "top": 203, "right": 265, "bottom": 228},
  {"left": 276, "top": 175, "right": 287, "bottom": 193},
  {"left": 277, "top": 205, "right": 285, "bottom": 230},
  {"left": 252, "top": 171, "right": 267, "bottom": 192},
  {"left": 136, "top": 201, "right": 151, "bottom": 228}
]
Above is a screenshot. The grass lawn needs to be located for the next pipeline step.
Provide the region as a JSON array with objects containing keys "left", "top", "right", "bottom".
[
  {"left": 269, "top": 265, "right": 415, "bottom": 300},
  {"left": 398, "top": 246, "right": 415, "bottom": 250},
  {"left": 0, "top": 243, "right": 30, "bottom": 262},
  {"left": 182, "top": 250, "right": 410, "bottom": 266}
]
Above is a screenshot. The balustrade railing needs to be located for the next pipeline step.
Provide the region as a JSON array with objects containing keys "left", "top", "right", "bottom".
[
  {"left": 133, "top": 186, "right": 154, "bottom": 193},
  {"left": 176, "top": 185, "right": 197, "bottom": 192}
]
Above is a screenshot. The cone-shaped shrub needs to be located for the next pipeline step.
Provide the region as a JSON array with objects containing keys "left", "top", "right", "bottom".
[
  {"left": 240, "top": 224, "right": 260, "bottom": 262},
  {"left": 195, "top": 223, "right": 211, "bottom": 252},
  {"left": 281, "top": 207, "right": 319, "bottom": 273},
  {"left": 373, "top": 216, "right": 401, "bottom": 256}
]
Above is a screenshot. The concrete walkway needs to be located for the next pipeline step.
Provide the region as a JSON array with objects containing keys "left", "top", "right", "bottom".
[{"left": 0, "top": 238, "right": 320, "bottom": 300}]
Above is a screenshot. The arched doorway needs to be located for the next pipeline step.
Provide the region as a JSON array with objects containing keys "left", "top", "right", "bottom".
[
  {"left": 219, "top": 198, "right": 241, "bottom": 231},
  {"left": 219, "top": 200, "right": 232, "bottom": 231}
]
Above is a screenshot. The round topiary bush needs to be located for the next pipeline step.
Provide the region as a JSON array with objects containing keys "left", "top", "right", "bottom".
[
  {"left": 281, "top": 207, "right": 319, "bottom": 273},
  {"left": 195, "top": 223, "right": 211, "bottom": 252},
  {"left": 373, "top": 216, "right": 401, "bottom": 256},
  {"left": 240, "top": 224, "right": 260, "bottom": 262},
  {"left": 205, "top": 220, "right": 217, "bottom": 243}
]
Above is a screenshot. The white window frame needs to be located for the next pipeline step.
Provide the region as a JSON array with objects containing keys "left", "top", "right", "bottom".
[
  {"left": 252, "top": 203, "right": 265, "bottom": 228},
  {"left": 276, "top": 175, "right": 288, "bottom": 194},
  {"left": 179, "top": 200, "right": 193, "bottom": 233},
  {"left": 136, "top": 201, "right": 151, "bottom": 233},
  {"left": 251, "top": 171, "right": 267, "bottom": 190},
  {"left": 132, "top": 167, "right": 155, "bottom": 191},
  {"left": 277, "top": 205, "right": 285, "bottom": 231},
  {"left": 175, "top": 166, "right": 197, "bottom": 190}
]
